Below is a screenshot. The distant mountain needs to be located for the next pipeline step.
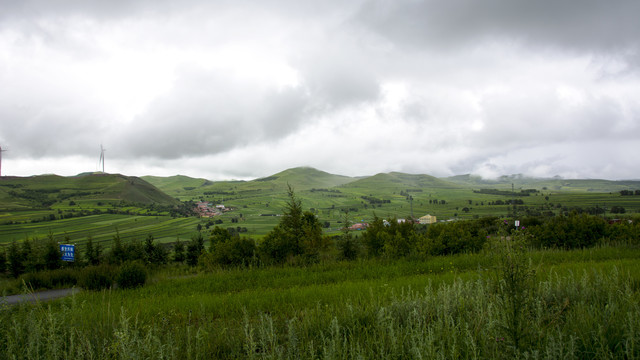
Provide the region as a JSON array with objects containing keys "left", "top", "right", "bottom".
[
  {"left": 343, "top": 172, "right": 461, "bottom": 192},
  {"left": 144, "top": 167, "right": 357, "bottom": 197},
  {"left": 141, "top": 167, "right": 640, "bottom": 201},
  {"left": 141, "top": 175, "right": 214, "bottom": 193},
  {"left": 445, "top": 174, "right": 640, "bottom": 193},
  {"left": 0, "top": 173, "right": 179, "bottom": 210},
  {"left": 253, "top": 167, "right": 356, "bottom": 189}
]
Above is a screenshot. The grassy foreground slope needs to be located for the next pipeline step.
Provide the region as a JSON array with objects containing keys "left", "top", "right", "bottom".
[{"left": 2, "top": 245, "right": 640, "bottom": 358}]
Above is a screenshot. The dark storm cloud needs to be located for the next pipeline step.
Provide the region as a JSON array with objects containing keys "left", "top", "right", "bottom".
[{"left": 356, "top": 0, "right": 640, "bottom": 54}]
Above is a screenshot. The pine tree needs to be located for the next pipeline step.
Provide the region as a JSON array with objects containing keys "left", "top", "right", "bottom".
[
  {"left": 7, "top": 241, "right": 24, "bottom": 278},
  {"left": 173, "top": 238, "right": 186, "bottom": 263},
  {"left": 0, "top": 248, "right": 7, "bottom": 275}
]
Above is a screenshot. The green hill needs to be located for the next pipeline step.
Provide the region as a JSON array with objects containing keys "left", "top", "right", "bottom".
[
  {"left": 252, "top": 167, "right": 356, "bottom": 190},
  {"left": 144, "top": 167, "right": 356, "bottom": 200},
  {"left": 0, "top": 173, "right": 179, "bottom": 210},
  {"left": 342, "top": 172, "right": 461, "bottom": 193},
  {"left": 141, "top": 175, "right": 214, "bottom": 195},
  {"left": 445, "top": 174, "right": 640, "bottom": 193}
]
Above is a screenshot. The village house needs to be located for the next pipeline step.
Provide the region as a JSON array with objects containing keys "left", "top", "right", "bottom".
[
  {"left": 195, "top": 201, "right": 221, "bottom": 217},
  {"left": 419, "top": 214, "right": 437, "bottom": 224},
  {"left": 348, "top": 223, "right": 368, "bottom": 231}
]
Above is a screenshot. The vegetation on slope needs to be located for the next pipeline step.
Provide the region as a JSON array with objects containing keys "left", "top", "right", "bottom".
[{"left": 0, "top": 173, "right": 180, "bottom": 210}]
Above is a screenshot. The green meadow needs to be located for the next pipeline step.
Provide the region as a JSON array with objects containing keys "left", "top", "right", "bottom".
[
  {"left": 2, "top": 166, "right": 640, "bottom": 248},
  {"left": 2, "top": 168, "right": 640, "bottom": 358},
  {"left": 2, "top": 245, "right": 640, "bottom": 358},
  {"left": 0, "top": 214, "right": 201, "bottom": 247}
]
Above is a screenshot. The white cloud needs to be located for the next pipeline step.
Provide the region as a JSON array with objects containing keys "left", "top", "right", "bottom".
[{"left": 1, "top": 0, "right": 639, "bottom": 180}]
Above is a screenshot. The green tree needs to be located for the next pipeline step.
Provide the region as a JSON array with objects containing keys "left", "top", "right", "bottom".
[
  {"left": 208, "top": 236, "right": 256, "bottom": 267},
  {"left": 143, "top": 234, "right": 168, "bottom": 265},
  {"left": 258, "top": 185, "right": 323, "bottom": 264},
  {"left": 109, "top": 230, "right": 126, "bottom": 264},
  {"left": 336, "top": 211, "right": 359, "bottom": 260},
  {"left": 144, "top": 234, "right": 156, "bottom": 263},
  {"left": 0, "top": 248, "right": 7, "bottom": 275},
  {"left": 301, "top": 211, "right": 326, "bottom": 261},
  {"left": 362, "top": 215, "right": 387, "bottom": 257},
  {"left": 186, "top": 232, "right": 205, "bottom": 266},
  {"left": 173, "top": 238, "right": 186, "bottom": 263},
  {"left": 21, "top": 238, "right": 37, "bottom": 273},
  {"left": 85, "top": 235, "right": 102, "bottom": 266},
  {"left": 43, "top": 233, "right": 62, "bottom": 270},
  {"left": 7, "top": 241, "right": 24, "bottom": 278},
  {"left": 209, "top": 226, "right": 232, "bottom": 251}
]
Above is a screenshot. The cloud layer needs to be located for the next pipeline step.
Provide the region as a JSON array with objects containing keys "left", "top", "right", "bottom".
[{"left": 1, "top": 0, "right": 639, "bottom": 180}]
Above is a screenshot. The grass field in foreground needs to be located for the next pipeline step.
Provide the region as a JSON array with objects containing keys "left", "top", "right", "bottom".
[{"left": 2, "top": 245, "right": 640, "bottom": 358}]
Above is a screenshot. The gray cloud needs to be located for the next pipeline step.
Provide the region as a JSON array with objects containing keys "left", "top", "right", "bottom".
[
  {"left": 112, "top": 66, "right": 311, "bottom": 159},
  {"left": 1, "top": 0, "right": 639, "bottom": 180},
  {"left": 356, "top": 0, "right": 640, "bottom": 52}
]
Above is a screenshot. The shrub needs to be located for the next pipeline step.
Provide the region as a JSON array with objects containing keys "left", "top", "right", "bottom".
[
  {"left": 20, "top": 272, "right": 52, "bottom": 290},
  {"left": 19, "top": 268, "right": 79, "bottom": 290},
  {"left": 336, "top": 234, "right": 360, "bottom": 260},
  {"left": 79, "top": 265, "right": 115, "bottom": 291},
  {"left": 208, "top": 237, "right": 256, "bottom": 267},
  {"left": 116, "top": 261, "right": 147, "bottom": 289}
]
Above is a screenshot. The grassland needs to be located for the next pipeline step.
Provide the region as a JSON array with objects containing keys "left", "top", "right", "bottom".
[
  {"left": 144, "top": 167, "right": 640, "bottom": 238},
  {"left": 2, "top": 167, "right": 640, "bottom": 248},
  {"left": 0, "top": 214, "right": 200, "bottom": 248},
  {"left": 2, "top": 166, "right": 640, "bottom": 358},
  {"left": 2, "top": 245, "right": 640, "bottom": 358},
  {"left": 0, "top": 173, "right": 196, "bottom": 248}
]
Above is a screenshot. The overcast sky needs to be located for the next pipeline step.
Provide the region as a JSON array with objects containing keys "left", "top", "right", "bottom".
[{"left": 1, "top": 0, "right": 639, "bottom": 180}]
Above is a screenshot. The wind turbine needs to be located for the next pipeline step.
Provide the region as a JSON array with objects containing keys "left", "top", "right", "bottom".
[
  {"left": 99, "top": 144, "right": 106, "bottom": 173},
  {"left": 0, "top": 145, "right": 7, "bottom": 177}
]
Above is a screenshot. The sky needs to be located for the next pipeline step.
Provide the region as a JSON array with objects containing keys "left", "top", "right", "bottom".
[{"left": 1, "top": 0, "right": 639, "bottom": 181}]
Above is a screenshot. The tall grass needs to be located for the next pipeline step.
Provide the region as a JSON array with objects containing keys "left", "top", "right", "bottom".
[{"left": 2, "top": 246, "right": 640, "bottom": 359}]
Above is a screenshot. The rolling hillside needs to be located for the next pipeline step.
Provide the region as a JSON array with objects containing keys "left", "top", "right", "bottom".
[
  {"left": 342, "top": 172, "right": 461, "bottom": 192},
  {"left": 0, "top": 173, "right": 179, "bottom": 210},
  {"left": 445, "top": 174, "right": 640, "bottom": 193},
  {"left": 2, "top": 167, "right": 639, "bottom": 245},
  {"left": 144, "top": 167, "right": 357, "bottom": 200},
  {"left": 141, "top": 175, "right": 214, "bottom": 195},
  {"left": 252, "top": 167, "right": 356, "bottom": 190}
]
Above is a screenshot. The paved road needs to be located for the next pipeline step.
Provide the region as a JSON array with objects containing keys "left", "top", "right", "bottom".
[{"left": 1, "top": 288, "right": 80, "bottom": 306}]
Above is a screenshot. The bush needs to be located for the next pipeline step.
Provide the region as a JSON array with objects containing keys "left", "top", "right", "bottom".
[
  {"left": 209, "top": 237, "right": 256, "bottom": 267},
  {"left": 79, "top": 265, "right": 115, "bottom": 291},
  {"left": 20, "top": 272, "right": 52, "bottom": 290},
  {"left": 116, "top": 261, "right": 147, "bottom": 289},
  {"left": 20, "top": 268, "right": 79, "bottom": 290}
]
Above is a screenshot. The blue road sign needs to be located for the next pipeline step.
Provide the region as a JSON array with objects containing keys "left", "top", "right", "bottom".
[{"left": 60, "top": 244, "right": 75, "bottom": 262}]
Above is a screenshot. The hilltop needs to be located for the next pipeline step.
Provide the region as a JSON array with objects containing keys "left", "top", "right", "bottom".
[
  {"left": 0, "top": 173, "right": 180, "bottom": 210},
  {"left": 342, "top": 172, "right": 461, "bottom": 192},
  {"left": 143, "top": 167, "right": 357, "bottom": 199}
]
